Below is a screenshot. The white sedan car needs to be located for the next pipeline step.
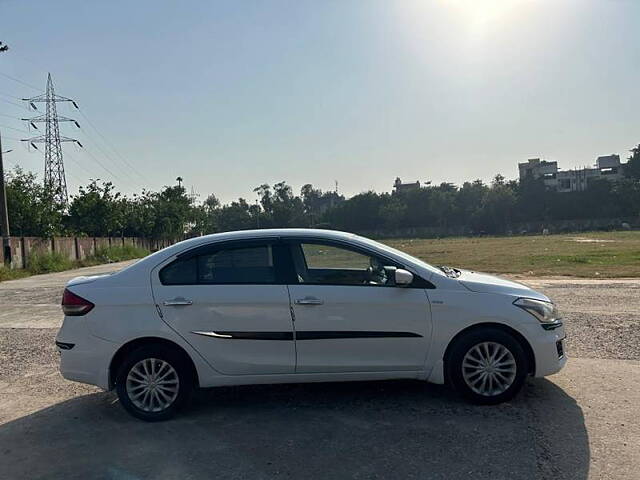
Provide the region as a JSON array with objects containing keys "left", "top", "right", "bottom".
[{"left": 56, "top": 229, "right": 566, "bottom": 421}]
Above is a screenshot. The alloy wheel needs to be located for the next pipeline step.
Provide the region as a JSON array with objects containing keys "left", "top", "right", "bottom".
[
  {"left": 126, "top": 358, "right": 180, "bottom": 412},
  {"left": 461, "top": 341, "right": 517, "bottom": 396}
]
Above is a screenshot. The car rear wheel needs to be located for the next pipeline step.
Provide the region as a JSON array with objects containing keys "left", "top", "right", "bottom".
[
  {"left": 115, "top": 345, "right": 193, "bottom": 421},
  {"left": 446, "top": 328, "right": 529, "bottom": 405}
]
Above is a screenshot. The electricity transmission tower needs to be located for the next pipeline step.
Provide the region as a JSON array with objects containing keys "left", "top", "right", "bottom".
[{"left": 21, "top": 73, "right": 82, "bottom": 205}]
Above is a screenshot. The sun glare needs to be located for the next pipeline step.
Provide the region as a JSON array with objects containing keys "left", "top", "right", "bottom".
[
  {"left": 402, "top": 0, "right": 527, "bottom": 39},
  {"left": 444, "top": 0, "right": 525, "bottom": 34}
]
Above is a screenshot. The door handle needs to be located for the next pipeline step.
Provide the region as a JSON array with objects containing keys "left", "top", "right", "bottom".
[
  {"left": 295, "top": 296, "right": 324, "bottom": 306},
  {"left": 163, "top": 297, "right": 193, "bottom": 306}
]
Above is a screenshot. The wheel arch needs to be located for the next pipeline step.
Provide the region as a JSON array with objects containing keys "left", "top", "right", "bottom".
[
  {"left": 109, "top": 336, "right": 200, "bottom": 390},
  {"left": 442, "top": 322, "right": 536, "bottom": 380}
]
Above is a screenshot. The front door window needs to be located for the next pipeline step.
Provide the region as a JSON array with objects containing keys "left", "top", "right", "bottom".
[{"left": 293, "top": 242, "right": 396, "bottom": 286}]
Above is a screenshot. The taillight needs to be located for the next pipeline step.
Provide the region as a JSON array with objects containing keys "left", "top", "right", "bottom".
[{"left": 61, "top": 288, "right": 95, "bottom": 316}]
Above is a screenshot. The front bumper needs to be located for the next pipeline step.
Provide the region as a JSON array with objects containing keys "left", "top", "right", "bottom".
[
  {"left": 523, "top": 321, "right": 567, "bottom": 377},
  {"left": 56, "top": 315, "right": 117, "bottom": 390}
]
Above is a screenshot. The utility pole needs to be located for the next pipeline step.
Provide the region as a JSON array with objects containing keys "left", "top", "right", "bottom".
[
  {"left": 0, "top": 131, "right": 11, "bottom": 265},
  {"left": 22, "top": 73, "right": 82, "bottom": 206},
  {"left": 1, "top": 42, "right": 10, "bottom": 263}
]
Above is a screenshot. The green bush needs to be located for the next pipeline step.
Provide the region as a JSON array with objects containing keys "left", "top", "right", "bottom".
[
  {"left": 0, "top": 266, "right": 30, "bottom": 282},
  {"left": 27, "top": 251, "right": 74, "bottom": 274}
]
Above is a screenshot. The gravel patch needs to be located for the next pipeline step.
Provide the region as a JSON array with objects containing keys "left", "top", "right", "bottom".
[
  {"left": 0, "top": 328, "right": 59, "bottom": 382},
  {"left": 0, "top": 328, "right": 97, "bottom": 399},
  {"left": 525, "top": 281, "right": 640, "bottom": 361}
]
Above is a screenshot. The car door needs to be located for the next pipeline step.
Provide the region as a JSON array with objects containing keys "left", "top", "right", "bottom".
[
  {"left": 286, "top": 240, "right": 432, "bottom": 373},
  {"left": 151, "top": 239, "right": 295, "bottom": 375}
]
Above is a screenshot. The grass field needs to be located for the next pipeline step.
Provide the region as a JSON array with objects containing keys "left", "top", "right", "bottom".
[{"left": 383, "top": 231, "right": 640, "bottom": 278}]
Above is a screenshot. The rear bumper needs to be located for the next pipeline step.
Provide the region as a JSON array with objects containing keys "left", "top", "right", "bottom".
[{"left": 56, "top": 315, "right": 117, "bottom": 390}]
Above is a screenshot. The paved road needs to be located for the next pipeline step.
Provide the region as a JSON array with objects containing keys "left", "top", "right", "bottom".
[
  {"left": 0, "top": 260, "right": 139, "bottom": 329},
  {"left": 0, "top": 263, "right": 638, "bottom": 479}
]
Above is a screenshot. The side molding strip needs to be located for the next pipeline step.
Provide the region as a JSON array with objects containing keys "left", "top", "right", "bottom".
[
  {"left": 191, "top": 331, "right": 421, "bottom": 341},
  {"left": 192, "top": 331, "right": 293, "bottom": 340},
  {"left": 297, "top": 331, "right": 422, "bottom": 340}
]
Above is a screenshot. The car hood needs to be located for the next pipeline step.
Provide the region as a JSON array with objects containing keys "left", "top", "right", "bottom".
[{"left": 457, "top": 269, "right": 550, "bottom": 301}]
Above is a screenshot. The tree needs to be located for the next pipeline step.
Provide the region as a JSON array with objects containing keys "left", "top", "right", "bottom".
[
  {"left": 271, "top": 181, "right": 304, "bottom": 227},
  {"left": 300, "top": 183, "right": 322, "bottom": 225},
  {"left": 429, "top": 184, "right": 457, "bottom": 228},
  {"left": 380, "top": 196, "right": 407, "bottom": 229},
  {"left": 455, "top": 180, "right": 487, "bottom": 229},
  {"left": 150, "top": 185, "right": 194, "bottom": 240},
  {"left": 516, "top": 176, "right": 552, "bottom": 223},
  {"left": 612, "top": 179, "right": 640, "bottom": 217},
  {"left": 479, "top": 175, "right": 517, "bottom": 233},
  {"left": 324, "top": 191, "right": 386, "bottom": 231},
  {"left": 625, "top": 144, "right": 640, "bottom": 180},
  {"left": 7, "top": 140, "right": 640, "bottom": 241},
  {"left": 5, "top": 167, "right": 64, "bottom": 236},
  {"left": 67, "top": 180, "right": 123, "bottom": 236},
  {"left": 187, "top": 193, "right": 222, "bottom": 235},
  {"left": 215, "top": 198, "right": 256, "bottom": 231}
]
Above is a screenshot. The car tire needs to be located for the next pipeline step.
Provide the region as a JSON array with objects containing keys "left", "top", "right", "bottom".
[
  {"left": 115, "top": 345, "right": 193, "bottom": 421},
  {"left": 446, "top": 328, "right": 529, "bottom": 405}
]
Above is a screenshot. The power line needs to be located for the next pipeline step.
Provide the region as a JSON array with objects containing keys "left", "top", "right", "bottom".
[
  {"left": 0, "top": 91, "right": 21, "bottom": 99},
  {"left": 76, "top": 108, "right": 147, "bottom": 181},
  {"left": 1, "top": 135, "right": 23, "bottom": 142},
  {"left": 73, "top": 117, "right": 144, "bottom": 189},
  {"left": 65, "top": 149, "right": 103, "bottom": 179},
  {"left": 0, "top": 71, "right": 40, "bottom": 91},
  {"left": 82, "top": 144, "right": 134, "bottom": 188},
  {"left": 63, "top": 168, "right": 82, "bottom": 185},
  {"left": 2, "top": 70, "right": 146, "bottom": 192},
  {"left": 0, "top": 124, "right": 29, "bottom": 134},
  {"left": 0, "top": 97, "right": 26, "bottom": 109}
]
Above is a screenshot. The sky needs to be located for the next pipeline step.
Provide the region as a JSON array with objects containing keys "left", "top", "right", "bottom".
[{"left": 0, "top": 0, "right": 638, "bottom": 203}]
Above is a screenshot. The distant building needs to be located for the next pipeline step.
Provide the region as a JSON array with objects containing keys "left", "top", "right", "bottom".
[
  {"left": 393, "top": 177, "right": 421, "bottom": 194},
  {"left": 518, "top": 155, "right": 626, "bottom": 192}
]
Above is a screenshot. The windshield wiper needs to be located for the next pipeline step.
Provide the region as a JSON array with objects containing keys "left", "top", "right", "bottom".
[{"left": 437, "top": 265, "right": 461, "bottom": 278}]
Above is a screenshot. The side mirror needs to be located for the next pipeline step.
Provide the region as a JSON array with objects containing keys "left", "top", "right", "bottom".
[{"left": 394, "top": 268, "right": 414, "bottom": 286}]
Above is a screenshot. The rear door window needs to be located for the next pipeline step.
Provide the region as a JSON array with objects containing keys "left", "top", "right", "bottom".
[
  {"left": 159, "top": 244, "right": 277, "bottom": 285},
  {"left": 197, "top": 246, "right": 275, "bottom": 284}
]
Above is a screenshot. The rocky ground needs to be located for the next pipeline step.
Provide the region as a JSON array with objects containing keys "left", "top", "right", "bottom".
[{"left": 0, "top": 262, "right": 638, "bottom": 479}]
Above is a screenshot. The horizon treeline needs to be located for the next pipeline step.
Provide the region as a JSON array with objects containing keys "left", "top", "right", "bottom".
[{"left": 5, "top": 145, "right": 640, "bottom": 239}]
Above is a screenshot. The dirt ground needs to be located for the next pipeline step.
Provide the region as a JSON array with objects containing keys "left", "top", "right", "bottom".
[{"left": 0, "top": 261, "right": 638, "bottom": 479}]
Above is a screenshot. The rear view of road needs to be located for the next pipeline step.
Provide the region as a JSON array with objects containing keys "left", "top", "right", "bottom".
[{"left": 0, "top": 264, "right": 638, "bottom": 479}]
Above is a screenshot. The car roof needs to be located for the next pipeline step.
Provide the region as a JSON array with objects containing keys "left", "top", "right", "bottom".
[
  {"left": 132, "top": 229, "right": 358, "bottom": 266},
  {"left": 115, "top": 228, "right": 443, "bottom": 281},
  {"left": 118, "top": 229, "right": 350, "bottom": 273},
  {"left": 171, "top": 228, "right": 359, "bottom": 248}
]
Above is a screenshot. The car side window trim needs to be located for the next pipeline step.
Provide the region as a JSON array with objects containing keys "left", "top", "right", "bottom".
[
  {"left": 283, "top": 238, "right": 435, "bottom": 289},
  {"left": 159, "top": 238, "right": 291, "bottom": 286},
  {"left": 175, "top": 237, "right": 281, "bottom": 260}
]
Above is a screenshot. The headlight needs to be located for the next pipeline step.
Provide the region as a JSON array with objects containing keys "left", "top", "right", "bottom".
[{"left": 513, "top": 297, "right": 559, "bottom": 323}]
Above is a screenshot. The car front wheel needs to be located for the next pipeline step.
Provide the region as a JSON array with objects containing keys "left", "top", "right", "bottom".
[
  {"left": 115, "top": 345, "right": 193, "bottom": 421},
  {"left": 447, "top": 328, "right": 529, "bottom": 405}
]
